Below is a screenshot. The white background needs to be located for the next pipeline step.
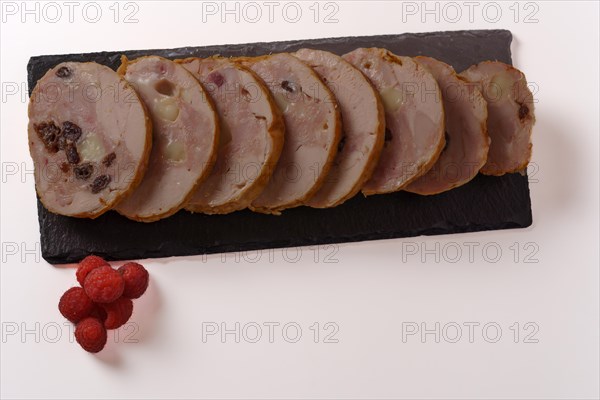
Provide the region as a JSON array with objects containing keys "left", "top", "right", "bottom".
[{"left": 1, "top": 1, "right": 599, "bottom": 399}]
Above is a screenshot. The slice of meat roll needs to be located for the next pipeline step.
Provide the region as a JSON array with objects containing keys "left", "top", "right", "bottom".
[
  {"left": 115, "top": 56, "right": 219, "bottom": 222},
  {"left": 405, "top": 56, "right": 490, "bottom": 195},
  {"left": 28, "top": 61, "right": 152, "bottom": 218},
  {"left": 294, "top": 48, "right": 385, "bottom": 208},
  {"left": 238, "top": 53, "right": 342, "bottom": 214},
  {"left": 343, "top": 48, "right": 445, "bottom": 195},
  {"left": 459, "top": 61, "right": 535, "bottom": 175},
  {"left": 178, "top": 57, "right": 285, "bottom": 214}
]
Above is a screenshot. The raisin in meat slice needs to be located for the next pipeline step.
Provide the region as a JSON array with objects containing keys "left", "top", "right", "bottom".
[
  {"left": 102, "top": 152, "right": 116, "bottom": 167},
  {"left": 55, "top": 66, "right": 72, "bottom": 78},
  {"left": 34, "top": 122, "right": 62, "bottom": 152},
  {"left": 66, "top": 145, "right": 80, "bottom": 164},
  {"left": 518, "top": 103, "right": 529, "bottom": 120},
  {"left": 281, "top": 80, "right": 297, "bottom": 93},
  {"left": 74, "top": 163, "right": 93, "bottom": 180},
  {"left": 90, "top": 175, "right": 111, "bottom": 194},
  {"left": 62, "top": 121, "right": 82, "bottom": 142},
  {"left": 57, "top": 135, "right": 67, "bottom": 150},
  {"left": 207, "top": 72, "right": 225, "bottom": 88}
]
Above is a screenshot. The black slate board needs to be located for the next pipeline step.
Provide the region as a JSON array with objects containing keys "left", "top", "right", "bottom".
[{"left": 28, "top": 29, "right": 532, "bottom": 264}]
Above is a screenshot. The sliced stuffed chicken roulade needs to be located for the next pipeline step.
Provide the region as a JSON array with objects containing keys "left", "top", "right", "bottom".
[
  {"left": 238, "top": 53, "right": 341, "bottom": 214},
  {"left": 115, "top": 56, "right": 219, "bottom": 222},
  {"left": 405, "top": 56, "right": 489, "bottom": 195},
  {"left": 28, "top": 61, "right": 152, "bottom": 218},
  {"left": 343, "top": 48, "right": 445, "bottom": 195},
  {"left": 459, "top": 61, "right": 535, "bottom": 176},
  {"left": 178, "top": 57, "right": 285, "bottom": 214},
  {"left": 294, "top": 48, "right": 385, "bottom": 208}
]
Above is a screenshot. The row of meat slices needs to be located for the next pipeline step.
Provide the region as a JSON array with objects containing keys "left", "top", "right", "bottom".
[{"left": 28, "top": 48, "right": 535, "bottom": 221}]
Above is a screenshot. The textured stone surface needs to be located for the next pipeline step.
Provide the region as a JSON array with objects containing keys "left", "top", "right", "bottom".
[{"left": 27, "top": 29, "right": 532, "bottom": 264}]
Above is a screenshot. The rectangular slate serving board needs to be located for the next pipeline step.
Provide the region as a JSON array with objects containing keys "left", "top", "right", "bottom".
[{"left": 28, "top": 29, "right": 532, "bottom": 264}]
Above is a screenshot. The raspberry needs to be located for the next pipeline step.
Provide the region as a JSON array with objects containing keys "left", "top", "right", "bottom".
[
  {"left": 118, "top": 262, "right": 149, "bottom": 299},
  {"left": 102, "top": 297, "right": 134, "bottom": 329},
  {"left": 58, "top": 287, "right": 94, "bottom": 323},
  {"left": 76, "top": 255, "right": 109, "bottom": 286},
  {"left": 74, "top": 317, "right": 107, "bottom": 353},
  {"left": 84, "top": 265, "right": 124, "bottom": 303},
  {"left": 89, "top": 303, "right": 108, "bottom": 322}
]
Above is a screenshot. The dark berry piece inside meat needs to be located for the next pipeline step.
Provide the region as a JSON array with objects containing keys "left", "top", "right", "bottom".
[
  {"left": 62, "top": 121, "right": 83, "bottom": 142},
  {"left": 34, "top": 121, "right": 61, "bottom": 152},
  {"left": 518, "top": 103, "right": 529, "bottom": 120},
  {"left": 207, "top": 72, "right": 224, "bottom": 88},
  {"left": 91, "top": 175, "right": 111, "bottom": 194},
  {"left": 57, "top": 135, "right": 67, "bottom": 150},
  {"left": 74, "top": 163, "right": 94, "bottom": 180},
  {"left": 281, "top": 80, "right": 297, "bottom": 93},
  {"left": 55, "top": 66, "right": 72, "bottom": 78},
  {"left": 66, "top": 145, "right": 80, "bottom": 164},
  {"left": 102, "top": 152, "right": 116, "bottom": 167}
]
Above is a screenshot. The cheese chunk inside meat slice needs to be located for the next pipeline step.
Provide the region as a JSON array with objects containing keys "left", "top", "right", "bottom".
[
  {"left": 343, "top": 48, "right": 445, "bottom": 195},
  {"left": 459, "top": 61, "right": 535, "bottom": 175},
  {"left": 405, "top": 56, "right": 490, "bottom": 195},
  {"left": 294, "top": 48, "right": 385, "bottom": 208},
  {"left": 239, "top": 53, "right": 341, "bottom": 214},
  {"left": 115, "top": 56, "right": 219, "bottom": 222},
  {"left": 178, "top": 58, "right": 285, "bottom": 214},
  {"left": 28, "top": 61, "right": 152, "bottom": 218}
]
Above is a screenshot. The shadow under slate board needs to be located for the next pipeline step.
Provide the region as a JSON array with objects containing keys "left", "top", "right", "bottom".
[{"left": 27, "top": 29, "right": 533, "bottom": 265}]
